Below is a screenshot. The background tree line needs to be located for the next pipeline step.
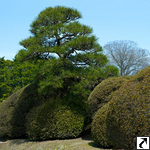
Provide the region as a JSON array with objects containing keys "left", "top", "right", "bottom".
[{"left": 0, "top": 57, "right": 42, "bottom": 101}]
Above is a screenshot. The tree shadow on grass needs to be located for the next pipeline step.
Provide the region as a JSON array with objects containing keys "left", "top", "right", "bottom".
[
  {"left": 10, "top": 139, "right": 31, "bottom": 145},
  {"left": 80, "top": 128, "right": 123, "bottom": 150}
]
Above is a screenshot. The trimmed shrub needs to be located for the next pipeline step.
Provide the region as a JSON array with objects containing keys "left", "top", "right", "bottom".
[
  {"left": 26, "top": 98, "right": 85, "bottom": 141},
  {"left": 135, "top": 66, "right": 150, "bottom": 79},
  {"left": 91, "top": 100, "right": 114, "bottom": 148},
  {"left": 88, "top": 76, "right": 133, "bottom": 118},
  {"left": 0, "top": 83, "right": 44, "bottom": 139},
  {"left": 0, "top": 89, "right": 20, "bottom": 139},
  {"left": 105, "top": 69, "right": 150, "bottom": 149}
]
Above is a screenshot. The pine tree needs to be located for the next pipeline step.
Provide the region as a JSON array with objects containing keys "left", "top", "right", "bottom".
[{"left": 15, "top": 6, "right": 119, "bottom": 100}]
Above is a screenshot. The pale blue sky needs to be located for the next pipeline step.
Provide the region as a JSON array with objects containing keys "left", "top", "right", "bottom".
[{"left": 0, "top": 0, "right": 150, "bottom": 61}]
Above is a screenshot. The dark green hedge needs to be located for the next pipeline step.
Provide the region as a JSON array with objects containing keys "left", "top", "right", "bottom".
[
  {"left": 0, "top": 83, "right": 44, "bottom": 139},
  {"left": 92, "top": 66, "right": 150, "bottom": 150},
  {"left": 26, "top": 98, "right": 85, "bottom": 141}
]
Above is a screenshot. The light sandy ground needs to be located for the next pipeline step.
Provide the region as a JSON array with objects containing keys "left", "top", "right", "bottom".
[{"left": 0, "top": 135, "right": 124, "bottom": 150}]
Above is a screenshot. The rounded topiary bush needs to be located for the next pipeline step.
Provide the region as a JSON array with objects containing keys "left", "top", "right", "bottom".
[
  {"left": 105, "top": 74, "right": 150, "bottom": 149},
  {"left": 26, "top": 97, "right": 85, "bottom": 141},
  {"left": 135, "top": 66, "right": 150, "bottom": 79},
  {"left": 88, "top": 75, "right": 133, "bottom": 118},
  {"left": 0, "top": 83, "right": 44, "bottom": 139},
  {"left": 91, "top": 100, "right": 115, "bottom": 148},
  {"left": 0, "top": 89, "right": 20, "bottom": 139}
]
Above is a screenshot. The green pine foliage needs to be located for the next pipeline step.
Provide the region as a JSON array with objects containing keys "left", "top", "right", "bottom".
[{"left": 14, "top": 6, "right": 120, "bottom": 102}]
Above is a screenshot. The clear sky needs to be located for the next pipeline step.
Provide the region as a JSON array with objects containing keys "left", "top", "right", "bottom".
[{"left": 0, "top": 0, "right": 150, "bottom": 61}]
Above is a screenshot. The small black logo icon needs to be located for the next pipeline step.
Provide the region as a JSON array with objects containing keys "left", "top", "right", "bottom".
[
  {"left": 139, "top": 138, "right": 147, "bottom": 149},
  {"left": 137, "top": 136, "right": 150, "bottom": 150}
]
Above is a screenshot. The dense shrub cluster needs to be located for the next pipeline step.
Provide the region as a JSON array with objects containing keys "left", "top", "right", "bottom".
[
  {"left": 1, "top": 65, "right": 150, "bottom": 150},
  {"left": 91, "top": 66, "right": 150, "bottom": 150},
  {"left": 0, "top": 83, "right": 88, "bottom": 141}
]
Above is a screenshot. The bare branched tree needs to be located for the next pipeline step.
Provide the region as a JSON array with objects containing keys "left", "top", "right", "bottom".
[{"left": 103, "top": 40, "right": 150, "bottom": 76}]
